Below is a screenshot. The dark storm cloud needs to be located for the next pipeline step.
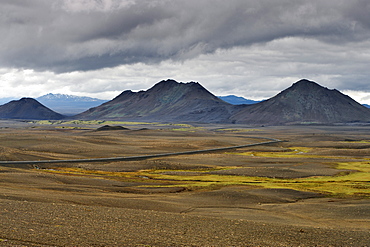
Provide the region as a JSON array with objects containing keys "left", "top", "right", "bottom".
[{"left": 0, "top": 0, "right": 369, "bottom": 73}]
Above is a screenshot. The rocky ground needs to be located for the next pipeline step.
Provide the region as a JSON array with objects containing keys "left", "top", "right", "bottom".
[{"left": 0, "top": 121, "right": 368, "bottom": 246}]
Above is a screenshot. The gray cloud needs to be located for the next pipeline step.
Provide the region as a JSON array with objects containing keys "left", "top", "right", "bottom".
[
  {"left": 1, "top": 0, "right": 370, "bottom": 105},
  {"left": 1, "top": 0, "right": 369, "bottom": 73}
]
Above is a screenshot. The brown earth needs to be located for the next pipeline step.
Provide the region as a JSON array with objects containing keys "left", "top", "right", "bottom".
[{"left": 0, "top": 121, "right": 369, "bottom": 246}]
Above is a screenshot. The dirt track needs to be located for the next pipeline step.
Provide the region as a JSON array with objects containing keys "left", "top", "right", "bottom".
[{"left": 0, "top": 122, "right": 369, "bottom": 246}]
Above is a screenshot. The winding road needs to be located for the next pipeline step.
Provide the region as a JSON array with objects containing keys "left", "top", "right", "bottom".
[{"left": 0, "top": 136, "right": 282, "bottom": 166}]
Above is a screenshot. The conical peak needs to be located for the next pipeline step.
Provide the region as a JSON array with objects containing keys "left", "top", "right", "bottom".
[
  {"left": 146, "top": 80, "right": 206, "bottom": 95},
  {"left": 16, "top": 98, "right": 39, "bottom": 105},
  {"left": 152, "top": 79, "right": 200, "bottom": 89},
  {"left": 291, "top": 79, "right": 323, "bottom": 89},
  {"left": 156, "top": 79, "right": 179, "bottom": 86},
  {"left": 19, "top": 97, "right": 35, "bottom": 101},
  {"left": 281, "top": 79, "right": 332, "bottom": 96}
]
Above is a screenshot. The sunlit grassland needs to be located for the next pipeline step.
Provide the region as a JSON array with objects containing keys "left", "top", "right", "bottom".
[
  {"left": 28, "top": 120, "right": 199, "bottom": 129},
  {"left": 29, "top": 120, "right": 211, "bottom": 133},
  {"left": 28, "top": 121, "right": 270, "bottom": 133},
  {"left": 341, "top": 140, "right": 370, "bottom": 144},
  {"left": 55, "top": 126, "right": 87, "bottom": 129},
  {"left": 215, "top": 128, "right": 262, "bottom": 132},
  {"left": 227, "top": 147, "right": 351, "bottom": 159},
  {"left": 42, "top": 168, "right": 173, "bottom": 184},
  {"left": 145, "top": 165, "right": 369, "bottom": 197},
  {"left": 169, "top": 126, "right": 204, "bottom": 132},
  {"left": 30, "top": 120, "right": 160, "bottom": 125}
]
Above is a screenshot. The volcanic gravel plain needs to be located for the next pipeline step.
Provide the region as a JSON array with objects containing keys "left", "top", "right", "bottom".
[{"left": 0, "top": 120, "right": 369, "bottom": 246}]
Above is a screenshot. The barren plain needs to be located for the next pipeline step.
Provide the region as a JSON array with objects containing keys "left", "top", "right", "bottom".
[{"left": 0, "top": 120, "right": 369, "bottom": 246}]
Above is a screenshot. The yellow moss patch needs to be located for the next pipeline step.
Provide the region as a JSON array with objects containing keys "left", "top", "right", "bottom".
[
  {"left": 216, "top": 128, "right": 261, "bottom": 132},
  {"left": 227, "top": 147, "right": 320, "bottom": 158},
  {"left": 341, "top": 140, "right": 370, "bottom": 144},
  {"left": 40, "top": 162, "right": 369, "bottom": 198},
  {"left": 169, "top": 127, "right": 204, "bottom": 132},
  {"left": 336, "top": 161, "right": 370, "bottom": 173},
  {"left": 141, "top": 161, "right": 370, "bottom": 197}
]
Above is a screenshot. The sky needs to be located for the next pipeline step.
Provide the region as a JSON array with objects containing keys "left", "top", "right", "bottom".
[{"left": 1, "top": 0, "right": 370, "bottom": 103}]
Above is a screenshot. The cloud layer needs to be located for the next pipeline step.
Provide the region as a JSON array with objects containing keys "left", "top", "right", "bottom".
[
  {"left": 1, "top": 0, "right": 369, "bottom": 72},
  {"left": 0, "top": 0, "right": 370, "bottom": 103}
]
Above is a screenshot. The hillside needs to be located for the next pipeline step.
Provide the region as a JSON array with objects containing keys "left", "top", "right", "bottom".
[
  {"left": 0, "top": 98, "right": 65, "bottom": 120},
  {"left": 75, "top": 79, "right": 234, "bottom": 123},
  {"left": 230, "top": 79, "right": 370, "bottom": 125},
  {"left": 218, "top": 95, "right": 260, "bottom": 105},
  {"left": 37, "top": 93, "right": 107, "bottom": 115}
]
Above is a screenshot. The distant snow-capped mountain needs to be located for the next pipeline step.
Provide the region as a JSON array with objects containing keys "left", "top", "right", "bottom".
[
  {"left": 38, "top": 93, "right": 104, "bottom": 102},
  {"left": 37, "top": 93, "right": 107, "bottom": 115}
]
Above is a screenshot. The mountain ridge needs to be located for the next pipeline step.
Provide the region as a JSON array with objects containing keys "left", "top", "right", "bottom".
[{"left": 75, "top": 79, "right": 370, "bottom": 125}]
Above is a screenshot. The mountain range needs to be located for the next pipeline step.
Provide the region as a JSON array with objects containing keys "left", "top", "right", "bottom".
[
  {"left": 1, "top": 79, "right": 370, "bottom": 125},
  {"left": 75, "top": 79, "right": 370, "bottom": 125},
  {"left": 0, "top": 94, "right": 257, "bottom": 111}
]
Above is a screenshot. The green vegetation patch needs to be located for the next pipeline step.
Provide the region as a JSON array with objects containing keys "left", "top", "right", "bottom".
[
  {"left": 227, "top": 147, "right": 321, "bottom": 159},
  {"left": 29, "top": 120, "right": 200, "bottom": 129},
  {"left": 215, "top": 128, "right": 261, "bottom": 132},
  {"left": 144, "top": 164, "right": 369, "bottom": 197},
  {"left": 341, "top": 140, "right": 370, "bottom": 144},
  {"left": 42, "top": 162, "right": 370, "bottom": 198},
  {"left": 30, "top": 120, "right": 157, "bottom": 125},
  {"left": 169, "top": 126, "right": 204, "bottom": 132}
]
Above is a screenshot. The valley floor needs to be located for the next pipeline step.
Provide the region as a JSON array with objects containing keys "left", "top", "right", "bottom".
[{"left": 0, "top": 121, "right": 369, "bottom": 246}]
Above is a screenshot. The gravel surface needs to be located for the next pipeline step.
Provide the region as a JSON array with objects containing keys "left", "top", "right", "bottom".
[
  {"left": 1, "top": 125, "right": 370, "bottom": 246},
  {"left": 0, "top": 199, "right": 369, "bottom": 247}
]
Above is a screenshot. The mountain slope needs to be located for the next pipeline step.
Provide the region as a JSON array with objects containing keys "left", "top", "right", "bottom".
[
  {"left": 75, "top": 79, "right": 234, "bottom": 123},
  {"left": 218, "top": 95, "right": 260, "bottom": 105},
  {"left": 0, "top": 98, "right": 65, "bottom": 120},
  {"left": 0, "top": 97, "right": 17, "bottom": 105},
  {"left": 230, "top": 79, "right": 370, "bottom": 125},
  {"left": 37, "top": 93, "right": 107, "bottom": 115}
]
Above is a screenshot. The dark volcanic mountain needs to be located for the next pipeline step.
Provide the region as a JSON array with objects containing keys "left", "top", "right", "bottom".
[
  {"left": 75, "top": 79, "right": 234, "bottom": 123},
  {"left": 230, "top": 79, "right": 370, "bottom": 125},
  {"left": 0, "top": 98, "right": 65, "bottom": 120},
  {"left": 74, "top": 79, "right": 370, "bottom": 125},
  {"left": 218, "top": 95, "right": 260, "bottom": 105}
]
